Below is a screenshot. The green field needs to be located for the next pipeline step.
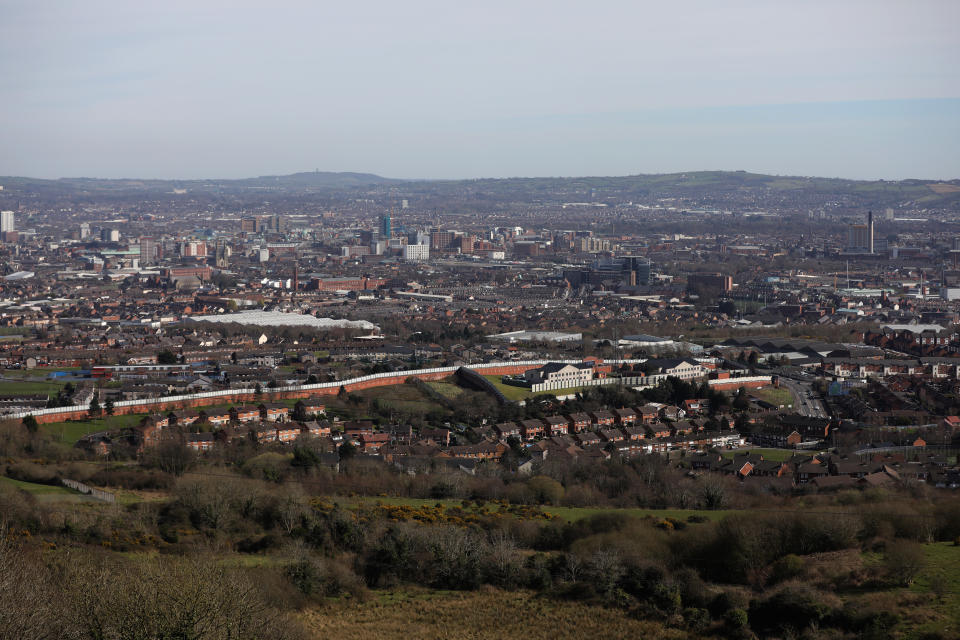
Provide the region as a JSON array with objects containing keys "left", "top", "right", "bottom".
[
  {"left": 424, "top": 381, "right": 464, "bottom": 399},
  {"left": 721, "top": 447, "right": 801, "bottom": 462},
  {"left": 0, "top": 476, "right": 75, "bottom": 495},
  {"left": 44, "top": 413, "right": 149, "bottom": 444},
  {"left": 0, "top": 379, "right": 69, "bottom": 395},
  {"left": 352, "top": 384, "right": 446, "bottom": 415},
  {"left": 749, "top": 386, "right": 795, "bottom": 408},
  {"left": 0, "top": 476, "right": 90, "bottom": 503}
]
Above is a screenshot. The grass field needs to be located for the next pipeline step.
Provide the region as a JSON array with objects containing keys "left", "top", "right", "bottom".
[
  {"left": 749, "top": 386, "right": 794, "bottom": 408},
  {"left": 721, "top": 447, "right": 800, "bottom": 462},
  {"left": 353, "top": 385, "right": 446, "bottom": 415},
  {"left": 0, "top": 476, "right": 76, "bottom": 495},
  {"left": 0, "top": 378, "right": 69, "bottom": 395},
  {"left": 424, "top": 381, "right": 464, "bottom": 399},
  {"left": 301, "top": 588, "right": 683, "bottom": 640},
  {"left": 0, "top": 476, "right": 94, "bottom": 503},
  {"left": 44, "top": 413, "right": 147, "bottom": 444}
]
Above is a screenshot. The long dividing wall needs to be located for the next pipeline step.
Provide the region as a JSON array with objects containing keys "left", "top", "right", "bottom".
[{"left": 11, "top": 359, "right": 647, "bottom": 425}]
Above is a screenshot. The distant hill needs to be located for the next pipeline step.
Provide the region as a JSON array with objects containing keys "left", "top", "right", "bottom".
[
  {"left": 0, "top": 170, "right": 957, "bottom": 208},
  {"left": 0, "top": 171, "right": 400, "bottom": 195}
]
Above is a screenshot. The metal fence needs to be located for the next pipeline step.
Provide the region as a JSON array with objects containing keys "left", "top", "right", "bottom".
[{"left": 61, "top": 478, "right": 116, "bottom": 503}]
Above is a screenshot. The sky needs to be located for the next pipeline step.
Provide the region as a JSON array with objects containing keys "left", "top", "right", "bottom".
[{"left": 1, "top": 0, "right": 958, "bottom": 181}]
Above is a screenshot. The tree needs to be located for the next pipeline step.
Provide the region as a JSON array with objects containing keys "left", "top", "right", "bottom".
[
  {"left": 148, "top": 440, "right": 195, "bottom": 476},
  {"left": 22, "top": 415, "right": 38, "bottom": 433},
  {"left": 254, "top": 383, "right": 263, "bottom": 397},
  {"left": 104, "top": 398, "right": 115, "bottom": 416},
  {"left": 884, "top": 540, "right": 925, "bottom": 586},
  {"left": 88, "top": 394, "right": 101, "bottom": 419},
  {"left": 527, "top": 475, "right": 564, "bottom": 505},
  {"left": 157, "top": 350, "right": 178, "bottom": 365},
  {"left": 732, "top": 387, "right": 750, "bottom": 411}
]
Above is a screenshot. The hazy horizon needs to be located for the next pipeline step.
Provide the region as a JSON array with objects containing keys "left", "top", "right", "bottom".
[{"left": 2, "top": 1, "right": 958, "bottom": 181}]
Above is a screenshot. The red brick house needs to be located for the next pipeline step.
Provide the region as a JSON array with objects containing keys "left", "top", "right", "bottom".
[
  {"left": 259, "top": 403, "right": 290, "bottom": 422},
  {"left": 358, "top": 432, "right": 389, "bottom": 452},
  {"left": 590, "top": 411, "right": 615, "bottom": 427},
  {"left": 276, "top": 424, "right": 301, "bottom": 442},
  {"left": 205, "top": 409, "right": 232, "bottom": 427},
  {"left": 637, "top": 405, "right": 660, "bottom": 424},
  {"left": 231, "top": 405, "right": 261, "bottom": 423},
  {"left": 494, "top": 422, "right": 521, "bottom": 439},
  {"left": 599, "top": 428, "right": 624, "bottom": 443},
  {"left": 543, "top": 415, "right": 569, "bottom": 436},
  {"left": 296, "top": 396, "right": 326, "bottom": 417},
  {"left": 252, "top": 424, "right": 277, "bottom": 443},
  {"left": 520, "top": 419, "right": 545, "bottom": 440},
  {"left": 650, "top": 426, "right": 671, "bottom": 439},
  {"left": 186, "top": 432, "right": 215, "bottom": 451},
  {"left": 447, "top": 440, "right": 507, "bottom": 460},
  {"left": 575, "top": 431, "right": 602, "bottom": 447},
  {"left": 168, "top": 409, "right": 202, "bottom": 427},
  {"left": 612, "top": 408, "right": 637, "bottom": 425},
  {"left": 300, "top": 421, "right": 330, "bottom": 438},
  {"left": 565, "top": 413, "right": 592, "bottom": 433},
  {"left": 421, "top": 427, "right": 451, "bottom": 446}
]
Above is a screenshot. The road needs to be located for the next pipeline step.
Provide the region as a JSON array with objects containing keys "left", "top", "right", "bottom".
[{"left": 778, "top": 377, "right": 828, "bottom": 419}]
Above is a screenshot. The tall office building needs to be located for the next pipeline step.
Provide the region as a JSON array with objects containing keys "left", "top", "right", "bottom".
[
  {"left": 268, "top": 215, "right": 286, "bottom": 233},
  {"left": 80, "top": 222, "right": 91, "bottom": 239},
  {"left": 380, "top": 212, "right": 392, "bottom": 239},
  {"left": 846, "top": 212, "right": 874, "bottom": 253},
  {"left": 139, "top": 237, "right": 159, "bottom": 265},
  {"left": 0, "top": 211, "right": 14, "bottom": 233},
  {"left": 622, "top": 256, "right": 652, "bottom": 286}
]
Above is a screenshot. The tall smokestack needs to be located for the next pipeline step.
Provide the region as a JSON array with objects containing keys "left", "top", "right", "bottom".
[{"left": 868, "top": 211, "right": 874, "bottom": 254}]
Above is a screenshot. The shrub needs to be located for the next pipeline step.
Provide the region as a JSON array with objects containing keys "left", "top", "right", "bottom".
[
  {"left": 749, "top": 583, "right": 834, "bottom": 635},
  {"left": 683, "top": 607, "right": 711, "bottom": 632},
  {"left": 724, "top": 607, "right": 748, "bottom": 629},
  {"left": 883, "top": 540, "right": 925, "bottom": 586},
  {"left": 769, "top": 553, "right": 805, "bottom": 585}
]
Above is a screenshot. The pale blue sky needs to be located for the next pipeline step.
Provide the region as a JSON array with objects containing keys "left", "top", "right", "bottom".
[{"left": 1, "top": 1, "right": 957, "bottom": 180}]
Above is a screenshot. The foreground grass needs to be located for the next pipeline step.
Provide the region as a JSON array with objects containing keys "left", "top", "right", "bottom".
[
  {"left": 301, "top": 589, "right": 684, "bottom": 640},
  {"left": 906, "top": 542, "right": 960, "bottom": 637}
]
